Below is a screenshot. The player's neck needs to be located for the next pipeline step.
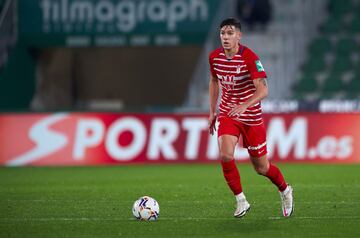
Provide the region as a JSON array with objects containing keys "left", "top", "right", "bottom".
[{"left": 224, "top": 44, "right": 239, "bottom": 59}]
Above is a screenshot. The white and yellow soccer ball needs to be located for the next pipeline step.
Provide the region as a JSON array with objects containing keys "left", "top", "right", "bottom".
[{"left": 132, "top": 196, "right": 160, "bottom": 221}]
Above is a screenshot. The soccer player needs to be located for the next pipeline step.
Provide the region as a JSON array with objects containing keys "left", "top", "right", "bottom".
[{"left": 208, "top": 18, "right": 294, "bottom": 218}]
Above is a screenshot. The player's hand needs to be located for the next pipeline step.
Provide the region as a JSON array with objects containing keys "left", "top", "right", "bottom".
[
  {"left": 208, "top": 112, "right": 217, "bottom": 135},
  {"left": 228, "top": 104, "right": 247, "bottom": 117}
]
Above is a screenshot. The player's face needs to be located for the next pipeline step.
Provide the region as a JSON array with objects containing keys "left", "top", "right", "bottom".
[{"left": 220, "top": 25, "right": 241, "bottom": 50}]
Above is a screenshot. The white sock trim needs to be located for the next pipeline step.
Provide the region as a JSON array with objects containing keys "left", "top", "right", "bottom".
[
  {"left": 281, "top": 186, "right": 290, "bottom": 195},
  {"left": 235, "top": 192, "right": 246, "bottom": 202}
]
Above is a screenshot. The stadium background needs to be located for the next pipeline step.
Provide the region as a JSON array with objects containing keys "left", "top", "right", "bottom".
[{"left": 0, "top": 0, "right": 359, "bottom": 237}]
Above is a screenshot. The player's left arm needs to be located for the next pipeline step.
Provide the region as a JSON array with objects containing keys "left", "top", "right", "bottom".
[{"left": 228, "top": 78, "right": 268, "bottom": 116}]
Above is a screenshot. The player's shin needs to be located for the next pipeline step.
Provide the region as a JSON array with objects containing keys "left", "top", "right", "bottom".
[
  {"left": 265, "top": 163, "right": 287, "bottom": 192},
  {"left": 221, "top": 159, "right": 243, "bottom": 195}
]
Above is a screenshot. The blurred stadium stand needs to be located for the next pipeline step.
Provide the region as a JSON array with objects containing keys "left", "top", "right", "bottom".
[
  {"left": 0, "top": 0, "right": 16, "bottom": 70},
  {"left": 1, "top": 0, "right": 205, "bottom": 111},
  {"left": 293, "top": 0, "right": 360, "bottom": 101},
  {"left": 0, "top": 0, "right": 31, "bottom": 110},
  {"left": 0, "top": 0, "right": 359, "bottom": 112},
  {"left": 185, "top": 0, "right": 328, "bottom": 109}
]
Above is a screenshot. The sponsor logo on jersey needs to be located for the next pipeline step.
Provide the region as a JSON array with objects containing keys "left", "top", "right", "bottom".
[
  {"left": 217, "top": 74, "right": 234, "bottom": 90},
  {"left": 255, "top": 60, "right": 264, "bottom": 72}
]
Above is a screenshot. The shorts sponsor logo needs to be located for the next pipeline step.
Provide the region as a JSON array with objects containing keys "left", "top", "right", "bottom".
[{"left": 247, "top": 142, "right": 267, "bottom": 151}]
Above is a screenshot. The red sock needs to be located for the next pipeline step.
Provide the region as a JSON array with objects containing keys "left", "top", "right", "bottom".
[
  {"left": 221, "top": 160, "right": 242, "bottom": 195},
  {"left": 265, "top": 163, "right": 287, "bottom": 192}
]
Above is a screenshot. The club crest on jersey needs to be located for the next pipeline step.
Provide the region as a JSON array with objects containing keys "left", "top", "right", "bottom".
[{"left": 236, "top": 65, "right": 241, "bottom": 74}]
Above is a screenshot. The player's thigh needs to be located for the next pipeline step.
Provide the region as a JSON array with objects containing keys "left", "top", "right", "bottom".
[
  {"left": 241, "top": 123, "right": 267, "bottom": 158},
  {"left": 217, "top": 116, "right": 241, "bottom": 138},
  {"left": 217, "top": 117, "right": 241, "bottom": 160},
  {"left": 218, "top": 135, "right": 239, "bottom": 161}
]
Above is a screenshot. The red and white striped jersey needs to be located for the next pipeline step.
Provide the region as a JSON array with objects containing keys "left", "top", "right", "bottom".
[{"left": 209, "top": 44, "right": 267, "bottom": 126}]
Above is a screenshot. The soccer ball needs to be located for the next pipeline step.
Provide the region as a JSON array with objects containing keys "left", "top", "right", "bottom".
[{"left": 132, "top": 196, "right": 160, "bottom": 221}]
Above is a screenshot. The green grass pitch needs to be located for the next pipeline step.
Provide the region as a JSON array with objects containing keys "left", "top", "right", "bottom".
[{"left": 0, "top": 164, "right": 359, "bottom": 238}]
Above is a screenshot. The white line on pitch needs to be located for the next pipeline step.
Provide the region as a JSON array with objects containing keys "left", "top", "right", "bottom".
[
  {"left": 4, "top": 200, "right": 360, "bottom": 205},
  {"left": 1, "top": 216, "right": 359, "bottom": 222}
]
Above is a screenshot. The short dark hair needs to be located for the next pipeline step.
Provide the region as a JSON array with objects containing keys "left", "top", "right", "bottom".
[{"left": 220, "top": 18, "right": 242, "bottom": 31}]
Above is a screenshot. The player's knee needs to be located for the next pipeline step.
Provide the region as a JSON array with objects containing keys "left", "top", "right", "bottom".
[
  {"left": 220, "top": 151, "right": 233, "bottom": 162},
  {"left": 254, "top": 165, "right": 268, "bottom": 175}
]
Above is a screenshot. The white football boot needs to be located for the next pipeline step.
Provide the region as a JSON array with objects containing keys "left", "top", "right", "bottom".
[
  {"left": 280, "top": 184, "right": 294, "bottom": 217},
  {"left": 234, "top": 197, "right": 251, "bottom": 218}
]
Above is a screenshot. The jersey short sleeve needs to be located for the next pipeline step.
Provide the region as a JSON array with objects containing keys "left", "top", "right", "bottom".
[
  {"left": 208, "top": 52, "right": 217, "bottom": 78},
  {"left": 243, "top": 48, "right": 267, "bottom": 80}
]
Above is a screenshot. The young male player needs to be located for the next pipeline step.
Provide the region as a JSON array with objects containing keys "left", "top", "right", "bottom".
[{"left": 208, "top": 18, "right": 294, "bottom": 218}]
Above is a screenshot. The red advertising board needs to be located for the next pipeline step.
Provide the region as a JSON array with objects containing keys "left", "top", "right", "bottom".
[{"left": 0, "top": 113, "right": 359, "bottom": 166}]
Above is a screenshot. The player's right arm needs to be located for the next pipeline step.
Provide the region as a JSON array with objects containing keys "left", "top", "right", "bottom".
[{"left": 209, "top": 75, "right": 219, "bottom": 135}]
